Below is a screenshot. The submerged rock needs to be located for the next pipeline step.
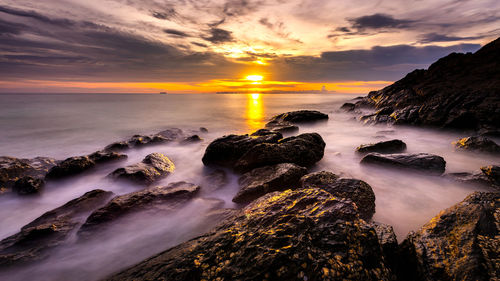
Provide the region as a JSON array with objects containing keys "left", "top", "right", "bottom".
[
  {"left": 232, "top": 163, "right": 307, "bottom": 204},
  {"left": 202, "top": 130, "right": 282, "bottom": 168},
  {"left": 88, "top": 150, "right": 127, "bottom": 163},
  {"left": 104, "top": 128, "right": 184, "bottom": 152},
  {"left": 109, "top": 153, "right": 175, "bottom": 185},
  {"left": 356, "top": 139, "right": 407, "bottom": 154},
  {"left": 398, "top": 192, "right": 499, "bottom": 281},
  {"left": 0, "top": 156, "right": 56, "bottom": 193},
  {"left": 106, "top": 188, "right": 394, "bottom": 281},
  {"left": 78, "top": 182, "right": 200, "bottom": 237},
  {"left": 45, "top": 156, "right": 95, "bottom": 179},
  {"left": 360, "top": 153, "right": 446, "bottom": 175},
  {"left": 0, "top": 189, "right": 113, "bottom": 267},
  {"left": 12, "top": 176, "right": 44, "bottom": 195},
  {"left": 300, "top": 171, "right": 376, "bottom": 220},
  {"left": 181, "top": 135, "right": 203, "bottom": 144},
  {"left": 234, "top": 133, "right": 325, "bottom": 173},
  {"left": 444, "top": 172, "right": 493, "bottom": 188},
  {"left": 453, "top": 136, "right": 500, "bottom": 154},
  {"left": 340, "top": 102, "right": 356, "bottom": 112},
  {"left": 265, "top": 110, "right": 328, "bottom": 133},
  {"left": 201, "top": 169, "right": 228, "bottom": 191}
]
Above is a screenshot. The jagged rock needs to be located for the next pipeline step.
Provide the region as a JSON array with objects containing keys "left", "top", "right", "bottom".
[
  {"left": 340, "top": 102, "right": 356, "bottom": 111},
  {"left": 12, "top": 176, "right": 44, "bottom": 195},
  {"left": 106, "top": 188, "right": 394, "bottom": 281},
  {"left": 398, "top": 192, "right": 499, "bottom": 281},
  {"left": 234, "top": 133, "right": 325, "bottom": 173},
  {"left": 372, "top": 222, "right": 398, "bottom": 273},
  {"left": 78, "top": 182, "right": 200, "bottom": 237},
  {"left": 109, "top": 153, "right": 175, "bottom": 185},
  {"left": 300, "top": 171, "right": 376, "bottom": 220},
  {"left": 360, "top": 153, "right": 446, "bottom": 175},
  {"left": 88, "top": 150, "right": 127, "bottom": 163},
  {"left": 356, "top": 139, "right": 407, "bottom": 154},
  {"left": 481, "top": 165, "right": 500, "bottom": 185},
  {"left": 0, "top": 189, "right": 113, "bottom": 267},
  {"left": 45, "top": 156, "right": 95, "bottom": 179},
  {"left": 453, "top": 136, "right": 500, "bottom": 154},
  {"left": 232, "top": 163, "right": 307, "bottom": 204},
  {"left": 202, "top": 130, "right": 282, "bottom": 168},
  {"left": 0, "top": 156, "right": 56, "bottom": 192},
  {"left": 265, "top": 110, "right": 328, "bottom": 132}
]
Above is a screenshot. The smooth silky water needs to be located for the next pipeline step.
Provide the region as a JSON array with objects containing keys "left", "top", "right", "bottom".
[{"left": 0, "top": 93, "right": 498, "bottom": 281}]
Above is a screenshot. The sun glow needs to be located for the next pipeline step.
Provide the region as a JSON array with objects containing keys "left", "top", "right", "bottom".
[
  {"left": 245, "top": 75, "right": 263, "bottom": 82},
  {"left": 246, "top": 93, "right": 263, "bottom": 131}
]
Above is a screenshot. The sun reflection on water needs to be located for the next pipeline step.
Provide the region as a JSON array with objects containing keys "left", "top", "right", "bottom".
[{"left": 245, "top": 93, "right": 264, "bottom": 131}]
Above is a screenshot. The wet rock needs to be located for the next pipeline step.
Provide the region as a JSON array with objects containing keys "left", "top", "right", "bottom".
[
  {"left": 156, "top": 128, "right": 183, "bottom": 140},
  {"left": 480, "top": 165, "right": 500, "bottom": 186},
  {"left": 78, "top": 182, "right": 200, "bottom": 237},
  {"left": 340, "top": 102, "right": 356, "bottom": 111},
  {"left": 199, "top": 127, "right": 208, "bottom": 133},
  {"left": 104, "top": 128, "right": 184, "bottom": 152},
  {"left": 268, "top": 110, "right": 329, "bottom": 124},
  {"left": 398, "top": 192, "right": 499, "bottom": 281},
  {"left": 0, "top": 156, "right": 56, "bottom": 192},
  {"left": 360, "top": 153, "right": 446, "bottom": 175},
  {"left": 88, "top": 150, "right": 127, "bottom": 163},
  {"left": 202, "top": 130, "right": 282, "bottom": 168},
  {"left": 106, "top": 188, "right": 394, "bottom": 281},
  {"left": 265, "top": 123, "right": 299, "bottom": 134},
  {"left": 232, "top": 163, "right": 307, "bottom": 204},
  {"left": 234, "top": 133, "right": 325, "bottom": 173},
  {"left": 0, "top": 189, "right": 113, "bottom": 267},
  {"left": 181, "top": 135, "right": 203, "bottom": 144},
  {"left": 12, "top": 176, "right": 44, "bottom": 195},
  {"left": 300, "top": 171, "right": 376, "bottom": 220},
  {"left": 356, "top": 139, "right": 407, "bottom": 154},
  {"left": 453, "top": 136, "right": 500, "bottom": 154},
  {"left": 104, "top": 141, "right": 130, "bottom": 152},
  {"left": 45, "top": 156, "right": 95, "bottom": 179},
  {"left": 201, "top": 169, "right": 228, "bottom": 191},
  {"left": 372, "top": 222, "right": 398, "bottom": 273},
  {"left": 444, "top": 172, "right": 493, "bottom": 188},
  {"left": 109, "top": 153, "right": 175, "bottom": 185}
]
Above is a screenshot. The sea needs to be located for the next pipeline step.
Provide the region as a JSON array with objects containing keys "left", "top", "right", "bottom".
[{"left": 0, "top": 93, "right": 498, "bottom": 281}]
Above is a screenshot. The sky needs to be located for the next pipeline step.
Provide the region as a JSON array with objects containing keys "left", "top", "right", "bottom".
[{"left": 0, "top": 0, "right": 498, "bottom": 93}]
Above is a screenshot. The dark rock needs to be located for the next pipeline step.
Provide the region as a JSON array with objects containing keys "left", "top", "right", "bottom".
[
  {"left": 156, "top": 128, "right": 183, "bottom": 140},
  {"left": 104, "top": 128, "right": 184, "bottom": 152},
  {"left": 300, "top": 171, "right": 376, "bottom": 220},
  {"left": 265, "top": 123, "right": 299, "bottom": 133},
  {"left": 356, "top": 139, "right": 407, "bottom": 154},
  {"left": 0, "top": 156, "right": 56, "bottom": 192},
  {"left": 201, "top": 169, "right": 228, "bottom": 191},
  {"left": 352, "top": 37, "right": 500, "bottom": 131},
  {"left": 234, "top": 133, "right": 325, "bottom": 173},
  {"left": 109, "top": 153, "right": 175, "bottom": 185},
  {"left": 45, "top": 156, "right": 95, "bottom": 179},
  {"left": 340, "top": 102, "right": 356, "bottom": 111},
  {"left": 444, "top": 172, "right": 493, "bottom": 188},
  {"left": 202, "top": 130, "right": 282, "bottom": 168},
  {"left": 268, "top": 110, "right": 329, "bottom": 124},
  {"left": 12, "top": 176, "right": 44, "bottom": 195},
  {"left": 0, "top": 189, "right": 113, "bottom": 267},
  {"left": 78, "top": 182, "right": 200, "bottom": 237},
  {"left": 372, "top": 222, "right": 398, "bottom": 273},
  {"left": 453, "top": 136, "right": 500, "bottom": 154},
  {"left": 232, "top": 163, "right": 307, "bottom": 204},
  {"left": 480, "top": 165, "right": 500, "bottom": 185},
  {"left": 181, "top": 135, "right": 203, "bottom": 144},
  {"left": 106, "top": 188, "right": 394, "bottom": 281},
  {"left": 104, "top": 141, "right": 130, "bottom": 152},
  {"left": 88, "top": 150, "right": 127, "bottom": 163},
  {"left": 361, "top": 153, "right": 446, "bottom": 175},
  {"left": 199, "top": 127, "right": 208, "bottom": 133},
  {"left": 398, "top": 192, "right": 499, "bottom": 281}
]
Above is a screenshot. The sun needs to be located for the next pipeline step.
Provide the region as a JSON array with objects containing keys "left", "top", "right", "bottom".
[{"left": 245, "top": 75, "right": 263, "bottom": 82}]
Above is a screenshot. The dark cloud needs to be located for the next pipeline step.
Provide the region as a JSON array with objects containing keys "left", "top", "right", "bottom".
[
  {"left": 151, "top": 8, "right": 177, "bottom": 20},
  {"left": 0, "top": 18, "right": 25, "bottom": 35},
  {"left": 349, "top": 13, "right": 415, "bottom": 30},
  {"left": 0, "top": 5, "right": 74, "bottom": 26},
  {"left": 203, "top": 28, "right": 234, "bottom": 44},
  {"left": 163, "top": 29, "right": 190, "bottom": 37},
  {"left": 191, "top": 42, "right": 208, "bottom": 48},
  {"left": 418, "top": 33, "right": 484, "bottom": 43},
  {"left": 222, "top": 0, "right": 262, "bottom": 17}
]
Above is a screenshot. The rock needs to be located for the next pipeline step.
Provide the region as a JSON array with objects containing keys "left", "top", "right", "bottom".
[
  {"left": 352, "top": 37, "right": 500, "bottom": 131},
  {"left": 398, "top": 192, "right": 499, "bottom": 281},
  {"left": 104, "top": 141, "right": 130, "bottom": 152},
  {"left": 201, "top": 169, "right": 228, "bottom": 191},
  {"left": 234, "top": 133, "right": 325, "bottom": 173},
  {"left": 356, "top": 139, "right": 407, "bottom": 154},
  {"left": 0, "top": 156, "right": 56, "bottom": 192},
  {"left": 12, "top": 176, "right": 44, "bottom": 195},
  {"left": 444, "top": 172, "right": 493, "bottom": 188},
  {"left": 104, "top": 128, "right": 184, "bottom": 152},
  {"left": 340, "top": 102, "right": 356, "bottom": 111},
  {"left": 266, "top": 123, "right": 299, "bottom": 134},
  {"left": 88, "top": 150, "right": 127, "bottom": 163},
  {"left": 106, "top": 188, "right": 394, "bottom": 281},
  {"left": 0, "top": 189, "right": 113, "bottom": 267},
  {"left": 232, "top": 163, "right": 308, "bottom": 204},
  {"left": 156, "top": 128, "right": 183, "bottom": 140},
  {"left": 199, "top": 127, "right": 208, "bottom": 133},
  {"left": 480, "top": 165, "right": 500, "bottom": 185},
  {"left": 181, "top": 135, "right": 203, "bottom": 144},
  {"left": 360, "top": 153, "right": 446, "bottom": 175},
  {"left": 202, "top": 130, "right": 282, "bottom": 168},
  {"left": 300, "top": 171, "right": 376, "bottom": 220},
  {"left": 109, "top": 153, "right": 175, "bottom": 185},
  {"left": 453, "top": 136, "right": 500, "bottom": 154},
  {"left": 268, "top": 110, "right": 329, "bottom": 124},
  {"left": 78, "top": 182, "right": 200, "bottom": 237},
  {"left": 372, "top": 222, "right": 398, "bottom": 273},
  {"left": 45, "top": 156, "right": 95, "bottom": 179}
]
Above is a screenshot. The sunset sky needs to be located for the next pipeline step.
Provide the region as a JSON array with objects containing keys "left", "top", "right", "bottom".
[{"left": 0, "top": 0, "right": 498, "bottom": 93}]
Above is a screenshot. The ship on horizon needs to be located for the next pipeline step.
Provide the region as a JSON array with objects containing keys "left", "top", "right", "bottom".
[{"left": 159, "top": 91, "right": 167, "bottom": 94}]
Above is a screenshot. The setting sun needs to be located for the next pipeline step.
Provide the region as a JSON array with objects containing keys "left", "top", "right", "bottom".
[{"left": 245, "top": 75, "right": 264, "bottom": 82}]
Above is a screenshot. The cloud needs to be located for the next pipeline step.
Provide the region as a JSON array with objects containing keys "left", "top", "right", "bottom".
[
  {"left": 163, "top": 29, "right": 190, "bottom": 37},
  {"left": 349, "top": 13, "right": 414, "bottom": 30},
  {"left": 0, "top": 5, "right": 74, "bottom": 26},
  {"left": 418, "top": 33, "right": 484, "bottom": 43},
  {"left": 151, "top": 8, "right": 177, "bottom": 20},
  {"left": 203, "top": 28, "right": 234, "bottom": 44}
]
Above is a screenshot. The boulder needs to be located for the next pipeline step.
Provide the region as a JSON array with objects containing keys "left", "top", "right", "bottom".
[
  {"left": 372, "top": 222, "right": 398, "bottom": 273},
  {"left": 234, "top": 133, "right": 325, "bottom": 173},
  {"left": 88, "top": 150, "right": 127, "bottom": 163},
  {"left": 106, "top": 188, "right": 394, "bottom": 281},
  {"left": 265, "top": 110, "right": 328, "bottom": 133},
  {"left": 360, "top": 153, "right": 446, "bottom": 175},
  {"left": 45, "top": 156, "right": 95, "bottom": 179},
  {"left": 181, "top": 135, "right": 203, "bottom": 144},
  {"left": 480, "top": 165, "right": 500, "bottom": 186},
  {"left": 104, "top": 128, "right": 184, "bottom": 152},
  {"left": 444, "top": 172, "right": 493, "bottom": 188},
  {"left": 265, "top": 123, "right": 299, "bottom": 134},
  {"left": 78, "top": 182, "right": 200, "bottom": 237},
  {"left": 0, "top": 156, "right": 56, "bottom": 192},
  {"left": 202, "top": 130, "right": 282, "bottom": 168},
  {"left": 109, "top": 153, "right": 175, "bottom": 185},
  {"left": 453, "top": 136, "right": 500, "bottom": 154},
  {"left": 356, "top": 139, "right": 407, "bottom": 154},
  {"left": 340, "top": 102, "right": 356, "bottom": 112},
  {"left": 300, "top": 171, "right": 376, "bottom": 220},
  {"left": 398, "top": 192, "right": 499, "bottom": 281},
  {"left": 0, "top": 189, "right": 113, "bottom": 267},
  {"left": 12, "top": 176, "right": 44, "bottom": 195},
  {"left": 232, "top": 163, "right": 307, "bottom": 204}
]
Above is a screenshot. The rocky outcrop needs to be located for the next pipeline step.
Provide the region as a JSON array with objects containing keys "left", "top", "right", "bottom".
[
  {"left": 234, "top": 133, "right": 325, "bottom": 173},
  {"left": 481, "top": 165, "right": 500, "bottom": 186},
  {"left": 0, "top": 156, "right": 56, "bottom": 193},
  {"left": 109, "top": 153, "right": 175, "bottom": 185},
  {"left": 300, "top": 171, "right": 376, "bottom": 220},
  {"left": 356, "top": 139, "right": 407, "bottom": 154},
  {"left": 232, "top": 163, "right": 307, "bottom": 204},
  {"left": 202, "top": 130, "right": 282, "bottom": 168},
  {"left": 106, "top": 188, "right": 394, "bottom": 281},
  {"left": 349, "top": 37, "right": 500, "bottom": 131},
  {"left": 397, "top": 192, "right": 499, "bottom": 281},
  {"left": 444, "top": 172, "right": 493, "bottom": 188},
  {"left": 453, "top": 136, "right": 500, "bottom": 154},
  {"left": 0, "top": 189, "right": 113, "bottom": 267},
  {"left": 340, "top": 102, "right": 356, "bottom": 112},
  {"left": 12, "top": 176, "right": 44, "bottom": 195},
  {"left": 78, "top": 182, "right": 200, "bottom": 237},
  {"left": 360, "top": 153, "right": 446, "bottom": 175},
  {"left": 265, "top": 110, "right": 328, "bottom": 132},
  {"left": 104, "top": 128, "right": 184, "bottom": 152}
]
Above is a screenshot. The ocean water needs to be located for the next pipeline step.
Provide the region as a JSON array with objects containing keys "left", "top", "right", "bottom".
[{"left": 0, "top": 93, "right": 498, "bottom": 281}]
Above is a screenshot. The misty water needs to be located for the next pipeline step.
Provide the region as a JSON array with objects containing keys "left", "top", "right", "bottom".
[{"left": 0, "top": 93, "right": 498, "bottom": 281}]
